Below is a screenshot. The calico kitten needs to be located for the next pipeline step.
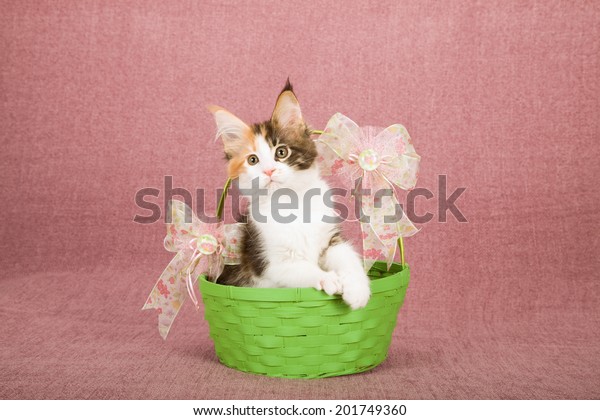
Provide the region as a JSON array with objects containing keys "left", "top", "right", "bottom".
[{"left": 209, "top": 81, "right": 371, "bottom": 309}]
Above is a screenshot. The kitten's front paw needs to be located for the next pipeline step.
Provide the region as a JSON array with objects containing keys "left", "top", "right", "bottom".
[
  {"left": 316, "top": 271, "right": 342, "bottom": 296},
  {"left": 341, "top": 273, "right": 371, "bottom": 310}
]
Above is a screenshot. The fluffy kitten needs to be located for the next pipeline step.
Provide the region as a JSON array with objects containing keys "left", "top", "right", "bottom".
[{"left": 209, "top": 81, "right": 371, "bottom": 309}]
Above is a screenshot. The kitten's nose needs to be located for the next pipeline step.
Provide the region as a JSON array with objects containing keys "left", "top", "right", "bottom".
[{"left": 263, "top": 168, "right": 275, "bottom": 177}]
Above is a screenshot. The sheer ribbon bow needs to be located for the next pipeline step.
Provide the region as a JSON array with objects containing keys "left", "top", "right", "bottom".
[
  {"left": 316, "top": 113, "right": 420, "bottom": 271},
  {"left": 142, "top": 200, "right": 240, "bottom": 339}
]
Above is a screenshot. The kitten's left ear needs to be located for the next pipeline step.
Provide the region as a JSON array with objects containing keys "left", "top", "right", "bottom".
[
  {"left": 271, "top": 82, "right": 303, "bottom": 128},
  {"left": 207, "top": 105, "right": 251, "bottom": 157}
]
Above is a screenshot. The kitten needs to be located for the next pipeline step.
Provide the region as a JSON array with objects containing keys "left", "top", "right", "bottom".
[{"left": 209, "top": 81, "right": 371, "bottom": 309}]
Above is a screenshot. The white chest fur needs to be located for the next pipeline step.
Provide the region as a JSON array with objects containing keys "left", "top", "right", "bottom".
[{"left": 251, "top": 179, "right": 337, "bottom": 265}]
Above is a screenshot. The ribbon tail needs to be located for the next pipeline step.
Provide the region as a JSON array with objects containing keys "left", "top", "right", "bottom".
[
  {"left": 379, "top": 173, "right": 421, "bottom": 240},
  {"left": 360, "top": 221, "right": 390, "bottom": 273},
  {"left": 142, "top": 251, "right": 189, "bottom": 340},
  {"left": 184, "top": 251, "right": 226, "bottom": 311},
  {"left": 186, "top": 251, "right": 203, "bottom": 311},
  {"left": 362, "top": 174, "right": 417, "bottom": 270},
  {"left": 186, "top": 269, "right": 199, "bottom": 311}
]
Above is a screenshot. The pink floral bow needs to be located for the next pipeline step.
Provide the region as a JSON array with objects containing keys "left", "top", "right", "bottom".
[
  {"left": 142, "top": 200, "right": 241, "bottom": 339},
  {"left": 316, "top": 113, "right": 420, "bottom": 271}
]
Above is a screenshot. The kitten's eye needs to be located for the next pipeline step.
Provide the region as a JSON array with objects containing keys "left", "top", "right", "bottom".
[
  {"left": 275, "top": 145, "right": 289, "bottom": 160},
  {"left": 247, "top": 154, "right": 259, "bottom": 165}
]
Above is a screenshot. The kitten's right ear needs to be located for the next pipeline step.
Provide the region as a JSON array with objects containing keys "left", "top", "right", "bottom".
[
  {"left": 208, "top": 105, "right": 251, "bottom": 156},
  {"left": 271, "top": 81, "right": 303, "bottom": 129}
]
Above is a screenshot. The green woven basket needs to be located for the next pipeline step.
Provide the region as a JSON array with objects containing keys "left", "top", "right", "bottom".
[
  {"left": 198, "top": 178, "right": 411, "bottom": 378},
  {"left": 198, "top": 261, "right": 409, "bottom": 378}
]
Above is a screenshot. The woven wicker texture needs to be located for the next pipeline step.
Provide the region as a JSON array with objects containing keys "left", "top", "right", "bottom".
[{"left": 199, "top": 262, "right": 410, "bottom": 378}]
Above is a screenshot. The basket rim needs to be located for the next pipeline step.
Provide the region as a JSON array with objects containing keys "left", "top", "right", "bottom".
[{"left": 199, "top": 262, "right": 409, "bottom": 302}]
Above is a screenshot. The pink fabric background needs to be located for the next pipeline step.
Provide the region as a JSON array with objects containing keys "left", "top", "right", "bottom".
[{"left": 1, "top": 1, "right": 599, "bottom": 399}]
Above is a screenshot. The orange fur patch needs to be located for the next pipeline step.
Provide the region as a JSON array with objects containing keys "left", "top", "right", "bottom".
[
  {"left": 227, "top": 130, "right": 257, "bottom": 178},
  {"left": 227, "top": 155, "right": 247, "bottom": 178}
]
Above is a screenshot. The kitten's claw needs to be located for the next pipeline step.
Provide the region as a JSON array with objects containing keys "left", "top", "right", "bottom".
[{"left": 317, "top": 271, "right": 342, "bottom": 296}]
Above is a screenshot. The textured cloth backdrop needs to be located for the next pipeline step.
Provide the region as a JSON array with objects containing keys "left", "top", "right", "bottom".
[{"left": 1, "top": 0, "right": 599, "bottom": 399}]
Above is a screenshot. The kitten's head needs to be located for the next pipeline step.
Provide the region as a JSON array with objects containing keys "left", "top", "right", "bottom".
[{"left": 209, "top": 80, "right": 318, "bottom": 192}]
